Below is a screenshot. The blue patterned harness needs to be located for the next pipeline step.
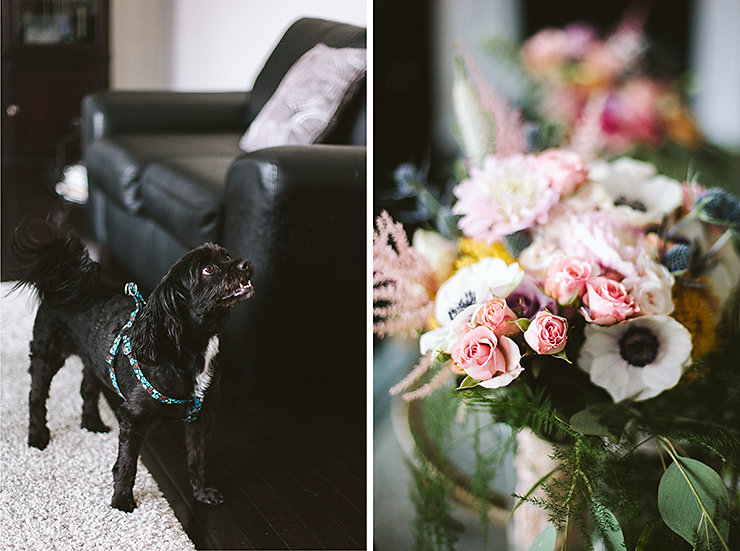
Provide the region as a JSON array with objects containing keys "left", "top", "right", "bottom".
[{"left": 105, "top": 283, "right": 202, "bottom": 422}]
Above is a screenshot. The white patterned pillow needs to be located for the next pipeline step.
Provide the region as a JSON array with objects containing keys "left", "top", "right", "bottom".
[{"left": 239, "top": 43, "right": 366, "bottom": 152}]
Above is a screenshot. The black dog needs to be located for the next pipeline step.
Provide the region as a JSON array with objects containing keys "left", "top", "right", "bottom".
[{"left": 11, "top": 224, "right": 254, "bottom": 512}]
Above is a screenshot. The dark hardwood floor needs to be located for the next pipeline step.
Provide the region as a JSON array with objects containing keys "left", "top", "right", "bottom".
[
  {"left": 139, "top": 385, "right": 366, "bottom": 550},
  {"left": 2, "top": 174, "right": 367, "bottom": 550}
]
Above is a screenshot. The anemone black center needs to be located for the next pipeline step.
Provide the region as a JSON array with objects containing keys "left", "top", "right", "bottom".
[
  {"left": 618, "top": 326, "right": 659, "bottom": 367},
  {"left": 614, "top": 195, "right": 648, "bottom": 212},
  {"left": 447, "top": 290, "right": 476, "bottom": 321}
]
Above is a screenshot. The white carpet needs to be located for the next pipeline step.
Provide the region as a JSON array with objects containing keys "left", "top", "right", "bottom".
[{"left": 0, "top": 282, "right": 196, "bottom": 550}]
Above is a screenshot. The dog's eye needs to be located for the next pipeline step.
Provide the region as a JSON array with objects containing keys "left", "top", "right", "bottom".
[{"left": 202, "top": 264, "right": 215, "bottom": 276}]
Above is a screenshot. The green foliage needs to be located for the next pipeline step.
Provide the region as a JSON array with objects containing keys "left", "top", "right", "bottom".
[
  {"left": 408, "top": 450, "right": 462, "bottom": 551},
  {"left": 658, "top": 449, "right": 731, "bottom": 551},
  {"left": 433, "top": 329, "right": 740, "bottom": 551}
]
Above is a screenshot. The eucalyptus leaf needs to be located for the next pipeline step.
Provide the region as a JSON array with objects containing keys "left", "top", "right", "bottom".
[
  {"left": 598, "top": 507, "right": 627, "bottom": 551},
  {"left": 570, "top": 408, "right": 611, "bottom": 436},
  {"left": 657, "top": 456, "right": 731, "bottom": 551},
  {"left": 528, "top": 524, "right": 557, "bottom": 551}
]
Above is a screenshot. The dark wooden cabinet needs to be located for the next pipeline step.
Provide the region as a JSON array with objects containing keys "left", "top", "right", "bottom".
[{"left": 2, "top": 0, "right": 109, "bottom": 175}]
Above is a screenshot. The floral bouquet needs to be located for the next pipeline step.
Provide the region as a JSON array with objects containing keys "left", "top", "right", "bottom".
[
  {"left": 518, "top": 12, "right": 702, "bottom": 154},
  {"left": 373, "top": 35, "right": 740, "bottom": 551}
]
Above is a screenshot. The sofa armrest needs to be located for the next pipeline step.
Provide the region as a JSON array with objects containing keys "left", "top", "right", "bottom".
[
  {"left": 222, "top": 144, "right": 365, "bottom": 265},
  {"left": 81, "top": 90, "right": 250, "bottom": 147},
  {"left": 221, "top": 144, "right": 366, "bottom": 380}
]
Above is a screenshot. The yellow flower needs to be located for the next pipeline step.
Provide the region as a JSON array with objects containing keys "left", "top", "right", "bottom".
[
  {"left": 455, "top": 238, "right": 515, "bottom": 271},
  {"left": 672, "top": 278, "right": 720, "bottom": 382}
]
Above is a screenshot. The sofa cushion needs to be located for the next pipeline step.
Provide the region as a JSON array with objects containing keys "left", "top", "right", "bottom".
[
  {"left": 140, "top": 156, "right": 233, "bottom": 247},
  {"left": 85, "top": 133, "right": 242, "bottom": 213},
  {"left": 239, "top": 43, "right": 366, "bottom": 152},
  {"left": 247, "top": 18, "right": 366, "bottom": 128}
]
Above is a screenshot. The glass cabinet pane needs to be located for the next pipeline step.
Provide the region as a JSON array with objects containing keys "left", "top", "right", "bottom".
[{"left": 18, "top": 0, "right": 98, "bottom": 45}]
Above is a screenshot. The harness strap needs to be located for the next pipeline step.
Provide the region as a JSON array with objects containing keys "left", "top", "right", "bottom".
[{"left": 105, "top": 283, "right": 203, "bottom": 422}]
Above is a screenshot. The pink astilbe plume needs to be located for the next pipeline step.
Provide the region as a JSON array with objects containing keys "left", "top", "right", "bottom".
[
  {"left": 568, "top": 92, "right": 608, "bottom": 160},
  {"left": 373, "top": 211, "right": 436, "bottom": 337},
  {"left": 458, "top": 46, "right": 527, "bottom": 157},
  {"left": 389, "top": 353, "right": 452, "bottom": 402}
]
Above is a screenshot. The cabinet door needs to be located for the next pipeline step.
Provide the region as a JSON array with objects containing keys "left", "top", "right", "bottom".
[{"left": 3, "top": 58, "right": 107, "bottom": 160}]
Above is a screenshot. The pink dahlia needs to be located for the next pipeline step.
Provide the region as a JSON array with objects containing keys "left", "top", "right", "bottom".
[{"left": 453, "top": 154, "right": 559, "bottom": 244}]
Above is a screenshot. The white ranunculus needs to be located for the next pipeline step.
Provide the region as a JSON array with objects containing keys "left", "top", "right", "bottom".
[
  {"left": 590, "top": 158, "right": 683, "bottom": 225},
  {"left": 412, "top": 229, "right": 457, "bottom": 286},
  {"left": 578, "top": 315, "right": 692, "bottom": 402},
  {"left": 622, "top": 242, "right": 676, "bottom": 315},
  {"left": 625, "top": 277, "right": 674, "bottom": 316},
  {"left": 433, "top": 257, "right": 524, "bottom": 326}
]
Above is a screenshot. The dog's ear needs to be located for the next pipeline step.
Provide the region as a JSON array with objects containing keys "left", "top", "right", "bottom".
[{"left": 131, "top": 283, "right": 184, "bottom": 363}]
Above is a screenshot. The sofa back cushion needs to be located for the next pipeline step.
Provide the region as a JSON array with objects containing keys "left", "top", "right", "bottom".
[{"left": 247, "top": 18, "right": 366, "bottom": 145}]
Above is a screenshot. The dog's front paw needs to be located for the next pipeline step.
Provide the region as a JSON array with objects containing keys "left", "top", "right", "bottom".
[
  {"left": 28, "top": 428, "right": 50, "bottom": 450},
  {"left": 81, "top": 418, "right": 111, "bottom": 433},
  {"left": 193, "top": 486, "right": 224, "bottom": 506},
  {"left": 111, "top": 492, "right": 137, "bottom": 512}
]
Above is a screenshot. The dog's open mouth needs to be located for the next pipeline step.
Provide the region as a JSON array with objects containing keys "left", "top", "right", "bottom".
[{"left": 220, "top": 280, "right": 254, "bottom": 304}]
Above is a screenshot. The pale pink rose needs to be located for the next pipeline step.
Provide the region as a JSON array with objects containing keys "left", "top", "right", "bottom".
[
  {"left": 451, "top": 326, "right": 523, "bottom": 388},
  {"left": 544, "top": 256, "right": 592, "bottom": 305},
  {"left": 582, "top": 277, "right": 638, "bottom": 325},
  {"left": 524, "top": 311, "right": 569, "bottom": 354},
  {"left": 536, "top": 149, "right": 589, "bottom": 196},
  {"left": 473, "top": 297, "right": 520, "bottom": 337}
]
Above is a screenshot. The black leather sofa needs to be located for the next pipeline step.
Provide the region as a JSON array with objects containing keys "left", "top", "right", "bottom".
[{"left": 81, "top": 18, "right": 366, "bottom": 389}]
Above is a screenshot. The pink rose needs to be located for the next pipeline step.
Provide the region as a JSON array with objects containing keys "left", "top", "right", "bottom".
[
  {"left": 474, "top": 297, "right": 519, "bottom": 337},
  {"left": 582, "top": 277, "right": 638, "bottom": 325},
  {"left": 544, "top": 256, "right": 592, "bottom": 305},
  {"left": 524, "top": 311, "right": 568, "bottom": 354},
  {"left": 451, "top": 326, "right": 523, "bottom": 389},
  {"left": 536, "top": 149, "right": 589, "bottom": 196}
]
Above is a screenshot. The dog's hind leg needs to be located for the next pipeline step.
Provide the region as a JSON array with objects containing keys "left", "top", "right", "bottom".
[
  {"left": 27, "top": 311, "right": 69, "bottom": 450},
  {"left": 80, "top": 365, "right": 111, "bottom": 433},
  {"left": 110, "top": 402, "right": 150, "bottom": 512}
]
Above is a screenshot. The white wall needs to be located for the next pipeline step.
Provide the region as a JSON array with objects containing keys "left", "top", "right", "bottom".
[
  {"left": 110, "top": 0, "right": 366, "bottom": 91},
  {"left": 110, "top": 0, "right": 173, "bottom": 89},
  {"left": 691, "top": 0, "right": 740, "bottom": 150}
]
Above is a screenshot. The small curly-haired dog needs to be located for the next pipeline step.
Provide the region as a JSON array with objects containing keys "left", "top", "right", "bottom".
[{"left": 11, "top": 223, "right": 254, "bottom": 512}]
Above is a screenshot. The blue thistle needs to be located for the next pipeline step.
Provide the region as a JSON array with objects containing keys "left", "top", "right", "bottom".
[
  {"left": 663, "top": 242, "right": 692, "bottom": 274},
  {"left": 694, "top": 188, "right": 740, "bottom": 229}
]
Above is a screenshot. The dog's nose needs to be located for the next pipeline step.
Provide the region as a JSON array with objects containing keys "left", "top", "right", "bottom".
[{"left": 236, "top": 259, "right": 251, "bottom": 272}]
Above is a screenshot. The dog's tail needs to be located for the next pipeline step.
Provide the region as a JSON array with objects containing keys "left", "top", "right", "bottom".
[{"left": 9, "top": 221, "right": 101, "bottom": 308}]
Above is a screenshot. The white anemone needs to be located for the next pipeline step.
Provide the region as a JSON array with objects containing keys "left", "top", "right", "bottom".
[
  {"left": 578, "top": 315, "right": 692, "bottom": 402},
  {"left": 419, "top": 258, "right": 524, "bottom": 356},
  {"left": 589, "top": 158, "right": 683, "bottom": 225},
  {"left": 433, "top": 257, "right": 524, "bottom": 326}
]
